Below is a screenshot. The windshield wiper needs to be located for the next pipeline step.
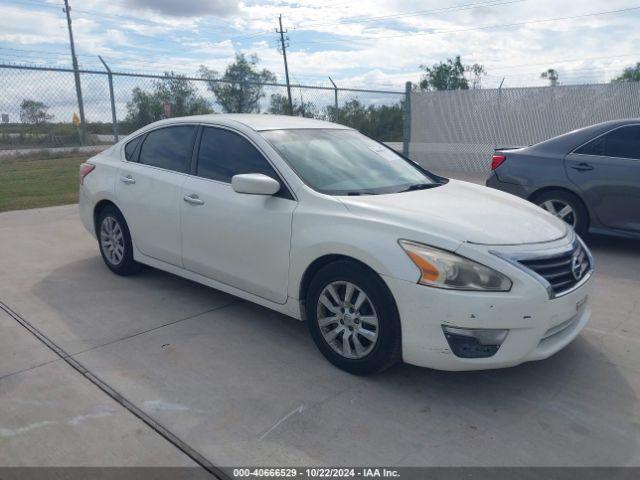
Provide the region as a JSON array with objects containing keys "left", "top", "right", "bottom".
[
  {"left": 345, "top": 191, "right": 379, "bottom": 196},
  {"left": 398, "top": 183, "right": 438, "bottom": 193}
]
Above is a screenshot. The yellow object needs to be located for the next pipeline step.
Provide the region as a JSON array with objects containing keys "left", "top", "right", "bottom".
[
  {"left": 72, "top": 113, "right": 80, "bottom": 127},
  {"left": 405, "top": 250, "right": 440, "bottom": 283}
]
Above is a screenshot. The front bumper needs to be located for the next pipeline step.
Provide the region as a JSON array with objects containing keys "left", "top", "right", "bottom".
[{"left": 383, "top": 238, "right": 593, "bottom": 371}]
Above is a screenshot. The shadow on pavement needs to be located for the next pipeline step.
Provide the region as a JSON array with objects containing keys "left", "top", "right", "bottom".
[{"left": 25, "top": 254, "right": 639, "bottom": 466}]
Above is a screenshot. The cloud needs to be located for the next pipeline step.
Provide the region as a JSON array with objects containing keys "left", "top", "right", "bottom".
[
  {"left": 0, "top": 5, "right": 67, "bottom": 45},
  {"left": 123, "top": 0, "right": 239, "bottom": 18},
  {"left": 1, "top": 0, "right": 639, "bottom": 92}
]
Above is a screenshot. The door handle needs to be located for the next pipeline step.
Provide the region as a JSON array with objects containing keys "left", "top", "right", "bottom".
[
  {"left": 120, "top": 175, "right": 136, "bottom": 184},
  {"left": 571, "top": 162, "right": 594, "bottom": 172},
  {"left": 183, "top": 194, "right": 204, "bottom": 206}
]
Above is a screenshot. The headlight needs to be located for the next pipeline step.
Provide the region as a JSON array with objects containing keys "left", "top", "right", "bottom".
[{"left": 399, "top": 240, "right": 512, "bottom": 291}]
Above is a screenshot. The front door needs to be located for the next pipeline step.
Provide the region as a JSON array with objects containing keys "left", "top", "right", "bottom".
[
  {"left": 566, "top": 124, "right": 640, "bottom": 233},
  {"left": 180, "top": 126, "right": 296, "bottom": 304}
]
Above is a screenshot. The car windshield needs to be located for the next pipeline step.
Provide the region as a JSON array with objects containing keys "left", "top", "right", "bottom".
[{"left": 260, "top": 128, "right": 440, "bottom": 195}]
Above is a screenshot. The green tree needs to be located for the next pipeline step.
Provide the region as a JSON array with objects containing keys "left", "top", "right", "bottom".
[
  {"left": 269, "top": 93, "right": 318, "bottom": 118},
  {"left": 125, "top": 88, "right": 161, "bottom": 130},
  {"left": 328, "top": 99, "right": 403, "bottom": 142},
  {"left": 19, "top": 99, "right": 53, "bottom": 124},
  {"left": 541, "top": 68, "right": 559, "bottom": 87},
  {"left": 154, "top": 74, "right": 211, "bottom": 117},
  {"left": 124, "top": 72, "right": 212, "bottom": 131},
  {"left": 612, "top": 62, "right": 640, "bottom": 82},
  {"left": 468, "top": 64, "right": 487, "bottom": 89},
  {"left": 418, "top": 56, "right": 485, "bottom": 91},
  {"left": 200, "top": 54, "right": 276, "bottom": 113}
]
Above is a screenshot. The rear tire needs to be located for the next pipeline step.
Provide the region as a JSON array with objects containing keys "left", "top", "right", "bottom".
[
  {"left": 305, "top": 260, "right": 401, "bottom": 375},
  {"left": 97, "top": 205, "right": 141, "bottom": 276},
  {"left": 532, "top": 189, "right": 589, "bottom": 237}
]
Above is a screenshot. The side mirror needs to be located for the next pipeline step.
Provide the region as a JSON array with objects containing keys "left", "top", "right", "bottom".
[{"left": 231, "top": 173, "right": 281, "bottom": 196}]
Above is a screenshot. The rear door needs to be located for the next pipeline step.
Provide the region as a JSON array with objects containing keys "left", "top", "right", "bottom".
[
  {"left": 565, "top": 124, "right": 640, "bottom": 233},
  {"left": 116, "top": 125, "right": 197, "bottom": 266},
  {"left": 180, "top": 126, "right": 296, "bottom": 303}
]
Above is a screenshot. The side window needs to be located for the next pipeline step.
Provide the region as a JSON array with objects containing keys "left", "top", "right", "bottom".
[
  {"left": 197, "top": 127, "right": 280, "bottom": 183},
  {"left": 575, "top": 136, "right": 605, "bottom": 156},
  {"left": 602, "top": 126, "right": 640, "bottom": 160},
  {"left": 139, "top": 126, "right": 196, "bottom": 172},
  {"left": 124, "top": 135, "right": 142, "bottom": 161},
  {"left": 576, "top": 126, "right": 640, "bottom": 160}
]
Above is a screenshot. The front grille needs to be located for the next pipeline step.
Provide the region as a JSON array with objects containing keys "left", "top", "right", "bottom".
[{"left": 519, "top": 242, "right": 590, "bottom": 296}]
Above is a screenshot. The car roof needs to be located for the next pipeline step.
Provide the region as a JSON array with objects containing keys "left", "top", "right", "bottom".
[
  {"left": 144, "top": 113, "right": 352, "bottom": 132},
  {"left": 530, "top": 118, "right": 640, "bottom": 153}
]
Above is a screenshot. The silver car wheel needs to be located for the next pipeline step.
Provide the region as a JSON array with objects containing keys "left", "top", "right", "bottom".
[
  {"left": 100, "top": 216, "right": 125, "bottom": 266},
  {"left": 539, "top": 199, "right": 577, "bottom": 227},
  {"left": 316, "top": 281, "right": 379, "bottom": 359}
]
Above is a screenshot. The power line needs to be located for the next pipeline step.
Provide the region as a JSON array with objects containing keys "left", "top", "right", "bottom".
[
  {"left": 292, "top": 5, "right": 640, "bottom": 46},
  {"left": 201, "top": 0, "right": 375, "bottom": 42},
  {"left": 71, "top": 8, "right": 191, "bottom": 28},
  {"left": 294, "top": 0, "right": 526, "bottom": 29},
  {"left": 225, "top": 30, "right": 275, "bottom": 42}
]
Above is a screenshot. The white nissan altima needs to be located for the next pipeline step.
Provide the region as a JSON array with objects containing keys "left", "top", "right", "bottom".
[{"left": 79, "top": 114, "right": 593, "bottom": 375}]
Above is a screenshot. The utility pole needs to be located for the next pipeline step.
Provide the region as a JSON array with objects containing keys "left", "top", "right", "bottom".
[
  {"left": 276, "top": 14, "right": 293, "bottom": 115},
  {"left": 63, "top": 0, "right": 86, "bottom": 144}
]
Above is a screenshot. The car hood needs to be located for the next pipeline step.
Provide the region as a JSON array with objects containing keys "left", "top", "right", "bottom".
[{"left": 338, "top": 179, "right": 568, "bottom": 246}]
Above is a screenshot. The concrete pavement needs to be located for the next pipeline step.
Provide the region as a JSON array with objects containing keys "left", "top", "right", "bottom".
[
  {"left": 0, "top": 305, "right": 197, "bottom": 466},
  {"left": 0, "top": 196, "right": 639, "bottom": 467}
]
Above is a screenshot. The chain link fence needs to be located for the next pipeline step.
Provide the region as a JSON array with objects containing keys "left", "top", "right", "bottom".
[
  {"left": 409, "top": 82, "right": 640, "bottom": 173},
  {"left": 5, "top": 62, "right": 639, "bottom": 170},
  {"left": 0, "top": 64, "right": 405, "bottom": 153}
]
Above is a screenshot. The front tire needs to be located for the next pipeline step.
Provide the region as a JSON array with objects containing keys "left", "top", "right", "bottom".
[
  {"left": 97, "top": 206, "right": 141, "bottom": 276},
  {"left": 532, "top": 189, "right": 589, "bottom": 237},
  {"left": 305, "top": 260, "right": 401, "bottom": 375}
]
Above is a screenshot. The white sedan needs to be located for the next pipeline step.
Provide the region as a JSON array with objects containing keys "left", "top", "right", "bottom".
[{"left": 79, "top": 114, "right": 593, "bottom": 375}]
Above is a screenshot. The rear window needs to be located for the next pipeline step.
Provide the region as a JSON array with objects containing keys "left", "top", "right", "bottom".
[
  {"left": 138, "top": 126, "right": 196, "bottom": 172},
  {"left": 124, "top": 135, "right": 142, "bottom": 161}
]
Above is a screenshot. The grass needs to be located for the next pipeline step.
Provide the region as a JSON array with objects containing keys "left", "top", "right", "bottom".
[{"left": 0, "top": 154, "right": 90, "bottom": 212}]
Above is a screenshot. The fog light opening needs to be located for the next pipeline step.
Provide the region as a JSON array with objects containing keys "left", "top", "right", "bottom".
[{"left": 442, "top": 326, "right": 508, "bottom": 359}]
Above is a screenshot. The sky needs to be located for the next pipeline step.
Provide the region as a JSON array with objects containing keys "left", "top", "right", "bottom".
[{"left": 0, "top": 0, "right": 639, "bottom": 92}]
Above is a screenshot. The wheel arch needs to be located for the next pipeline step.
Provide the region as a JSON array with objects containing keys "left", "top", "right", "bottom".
[
  {"left": 528, "top": 185, "right": 591, "bottom": 230},
  {"left": 93, "top": 199, "right": 123, "bottom": 235},
  {"left": 528, "top": 184, "right": 580, "bottom": 202},
  {"left": 298, "top": 254, "right": 387, "bottom": 321}
]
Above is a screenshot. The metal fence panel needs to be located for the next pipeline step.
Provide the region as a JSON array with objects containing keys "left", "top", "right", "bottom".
[{"left": 410, "top": 82, "right": 640, "bottom": 173}]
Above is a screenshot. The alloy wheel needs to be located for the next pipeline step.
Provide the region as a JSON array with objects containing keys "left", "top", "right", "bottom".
[
  {"left": 100, "top": 216, "right": 125, "bottom": 266},
  {"left": 316, "top": 281, "right": 379, "bottom": 359},
  {"left": 539, "top": 199, "right": 577, "bottom": 227}
]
